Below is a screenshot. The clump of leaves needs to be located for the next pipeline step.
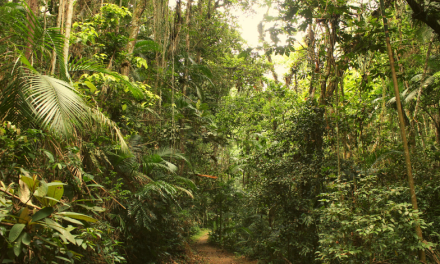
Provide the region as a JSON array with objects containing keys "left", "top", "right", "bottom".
[{"left": 317, "top": 175, "right": 435, "bottom": 263}]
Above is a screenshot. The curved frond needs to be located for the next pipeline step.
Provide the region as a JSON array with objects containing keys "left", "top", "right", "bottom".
[
  {"left": 174, "top": 186, "right": 193, "bottom": 199},
  {"left": 172, "top": 176, "right": 196, "bottom": 190},
  {"left": 405, "top": 89, "right": 419, "bottom": 103},
  {"left": 22, "top": 69, "right": 89, "bottom": 136},
  {"left": 91, "top": 109, "right": 129, "bottom": 153}
]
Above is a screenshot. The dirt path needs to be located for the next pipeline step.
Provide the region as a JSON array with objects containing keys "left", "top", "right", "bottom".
[{"left": 192, "top": 231, "right": 257, "bottom": 264}]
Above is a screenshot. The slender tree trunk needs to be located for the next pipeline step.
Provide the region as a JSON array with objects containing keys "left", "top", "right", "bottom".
[
  {"left": 207, "top": 0, "right": 211, "bottom": 19},
  {"left": 63, "top": 0, "right": 75, "bottom": 72},
  {"left": 183, "top": 0, "right": 192, "bottom": 95},
  {"left": 284, "top": 67, "right": 295, "bottom": 90},
  {"left": 341, "top": 75, "right": 350, "bottom": 159},
  {"left": 195, "top": 0, "right": 204, "bottom": 63},
  {"left": 179, "top": 0, "right": 192, "bottom": 174},
  {"left": 319, "top": 23, "right": 334, "bottom": 106},
  {"left": 121, "top": 0, "right": 148, "bottom": 76},
  {"left": 307, "top": 25, "right": 316, "bottom": 98},
  {"left": 266, "top": 54, "right": 279, "bottom": 84},
  {"left": 380, "top": 0, "right": 426, "bottom": 261},
  {"left": 294, "top": 71, "right": 298, "bottom": 92},
  {"left": 169, "top": 0, "right": 182, "bottom": 57},
  {"left": 25, "top": 0, "right": 39, "bottom": 62},
  {"left": 51, "top": 0, "right": 65, "bottom": 74},
  {"left": 336, "top": 66, "right": 341, "bottom": 180}
]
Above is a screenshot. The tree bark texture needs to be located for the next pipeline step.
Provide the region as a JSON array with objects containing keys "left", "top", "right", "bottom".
[
  {"left": 63, "top": 0, "right": 74, "bottom": 72},
  {"left": 380, "top": 0, "right": 426, "bottom": 261},
  {"left": 25, "top": 0, "right": 39, "bottom": 62},
  {"left": 121, "top": 0, "right": 148, "bottom": 76}
]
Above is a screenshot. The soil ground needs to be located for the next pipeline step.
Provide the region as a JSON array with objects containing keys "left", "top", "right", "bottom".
[{"left": 191, "top": 230, "right": 258, "bottom": 264}]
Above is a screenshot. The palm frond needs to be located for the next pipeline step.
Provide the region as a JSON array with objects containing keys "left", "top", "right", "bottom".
[
  {"left": 174, "top": 185, "right": 193, "bottom": 199},
  {"left": 171, "top": 175, "right": 197, "bottom": 190},
  {"left": 141, "top": 148, "right": 189, "bottom": 176},
  {"left": 156, "top": 148, "right": 189, "bottom": 164},
  {"left": 91, "top": 109, "right": 129, "bottom": 153},
  {"left": 405, "top": 89, "right": 419, "bottom": 103},
  {"left": 128, "top": 199, "right": 155, "bottom": 229},
  {"left": 21, "top": 68, "right": 89, "bottom": 136},
  {"left": 132, "top": 171, "right": 153, "bottom": 184},
  {"left": 0, "top": 3, "right": 67, "bottom": 77}
]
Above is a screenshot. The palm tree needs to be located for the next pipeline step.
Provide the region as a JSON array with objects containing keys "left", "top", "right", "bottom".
[{"left": 0, "top": 3, "right": 145, "bottom": 152}]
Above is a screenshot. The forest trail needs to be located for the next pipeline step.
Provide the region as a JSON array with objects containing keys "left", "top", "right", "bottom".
[{"left": 192, "top": 230, "right": 258, "bottom": 264}]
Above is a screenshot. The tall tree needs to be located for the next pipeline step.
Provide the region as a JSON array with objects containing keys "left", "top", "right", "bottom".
[
  {"left": 380, "top": 0, "right": 426, "bottom": 261},
  {"left": 121, "top": 0, "right": 148, "bottom": 76}
]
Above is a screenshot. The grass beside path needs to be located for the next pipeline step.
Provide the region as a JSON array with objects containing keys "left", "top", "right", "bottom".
[{"left": 190, "top": 228, "right": 210, "bottom": 242}]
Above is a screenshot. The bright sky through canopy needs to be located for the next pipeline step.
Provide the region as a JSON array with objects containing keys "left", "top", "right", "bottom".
[
  {"left": 228, "top": 4, "right": 296, "bottom": 81},
  {"left": 230, "top": 6, "right": 266, "bottom": 48}
]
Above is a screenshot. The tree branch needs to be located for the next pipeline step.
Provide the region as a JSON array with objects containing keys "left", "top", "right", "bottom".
[
  {"left": 405, "top": 0, "right": 440, "bottom": 36},
  {"left": 0, "top": 189, "right": 41, "bottom": 210}
]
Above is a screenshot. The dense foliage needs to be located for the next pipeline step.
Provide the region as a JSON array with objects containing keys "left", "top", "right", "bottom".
[{"left": 1, "top": 0, "right": 440, "bottom": 263}]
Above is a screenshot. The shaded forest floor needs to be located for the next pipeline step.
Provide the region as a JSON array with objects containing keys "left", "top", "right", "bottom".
[{"left": 190, "top": 230, "right": 258, "bottom": 264}]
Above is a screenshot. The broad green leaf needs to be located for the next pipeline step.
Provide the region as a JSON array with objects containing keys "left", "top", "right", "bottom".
[
  {"left": 18, "top": 179, "right": 33, "bottom": 205},
  {"left": 58, "top": 216, "right": 84, "bottom": 225},
  {"left": 57, "top": 212, "right": 97, "bottom": 223},
  {"left": 56, "top": 256, "right": 72, "bottom": 263},
  {"left": 36, "top": 196, "right": 61, "bottom": 206},
  {"left": 18, "top": 207, "right": 30, "bottom": 224},
  {"left": 57, "top": 205, "right": 71, "bottom": 212},
  {"left": 34, "top": 180, "right": 48, "bottom": 197},
  {"left": 9, "top": 223, "right": 25, "bottom": 242},
  {"left": 22, "top": 232, "right": 31, "bottom": 245},
  {"left": 19, "top": 54, "right": 37, "bottom": 73},
  {"left": 83, "top": 80, "right": 97, "bottom": 93},
  {"left": 44, "top": 218, "right": 76, "bottom": 244},
  {"left": 75, "top": 238, "right": 83, "bottom": 246},
  {"left": 13, "top": 238, "right": 22, "bottom": 257},
  {"left": 46, "top": 181, "right": 64, "bottom": 206},
  {"left": 31, "top": 207, "right": 54, "bottom": 222},
  {"left": 86, "top": 184, "right": 104, "bottom": 188},
  {"left": 42, "top": 149, "right": 54, "bottom": 163},
  {"left": 134, "top": 57, "right": 148, "bottom": 69},
  {"left": 20, "top": 175, "right": 36, "bottom": 192},
  {"left": 77, "top": 204, "right": 106, "bottom": 212}
]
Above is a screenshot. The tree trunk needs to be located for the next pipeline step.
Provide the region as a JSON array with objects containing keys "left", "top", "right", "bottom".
[
  {"left": 63, "top": 0, "right": 75, "bottom": 73},
  {"left": 307, "top": 25, "right": 316, "bottom": 98},
  {"left": 179, "top": 0, "right": 192, "bottom": 174},
  {"left": 183, "top": 0, "right": 192, "bottom": 96},
  {"left": 266, "top": 54, "right": 279, "bottom": 84},
  {"left": 319, "top": 22, "right": 336, "bottom": 106},
  {"left": 195, "top": 0, "right": 203, "bottom": 63},
  {"left": 168, "top": 0, "right": 182, "bottom": 57},
  {"left": 25, "top": 0, "right": 39, "bottom": 62},
  {"left": 51, "top": 0, "right": 65, "bottom": 74},
  {"left": 380, "top": 0, "right": 426, "bottom": 261},
  {"left": 121, "top": 0, "right": 148, "bottom": 76}
]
